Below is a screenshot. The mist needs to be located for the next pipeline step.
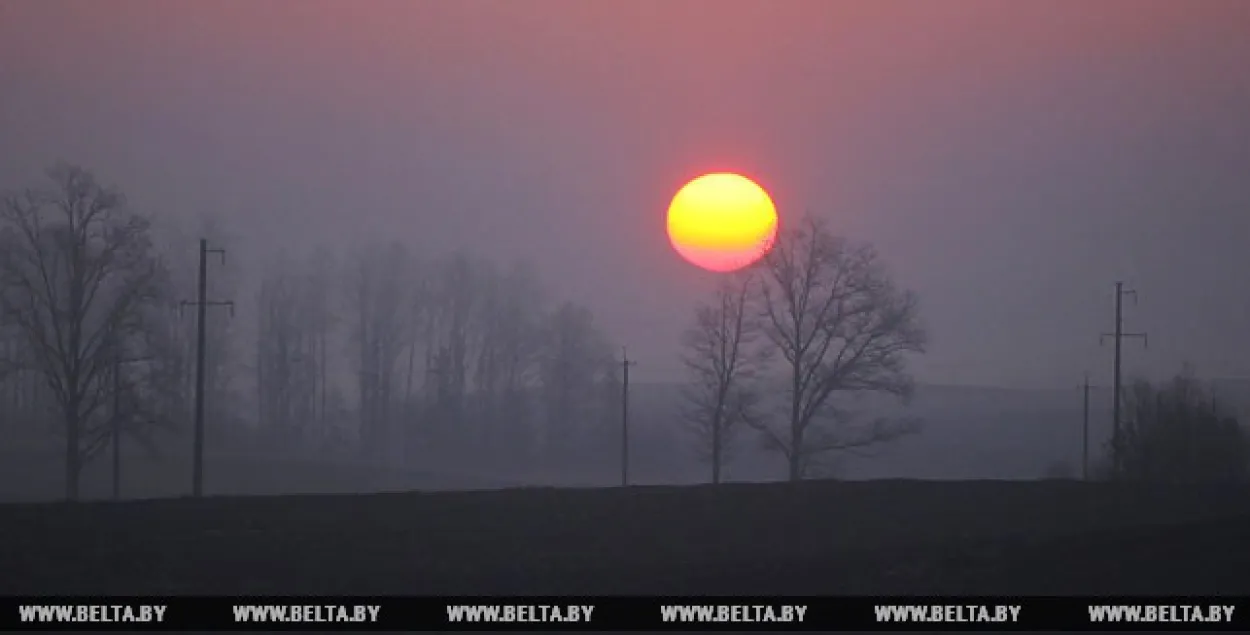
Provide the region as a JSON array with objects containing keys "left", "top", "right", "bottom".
[{"left": 2, "top": 0, "right": 1250, "bottom": 603}]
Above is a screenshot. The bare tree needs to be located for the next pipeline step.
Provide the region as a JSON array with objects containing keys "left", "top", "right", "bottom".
[
  {"left": 430, "top": 252, "right": 478, "bottom": 433},
  {"left": 493, "top": 263, "right": 549, "bottom": 450},
  {"left": 255, "top": 255, "right": 320, "bottom": 448},
  {"left": 1109, "top": 366, "right": 1248, "bottom": 483},
  {"left": 349, "top": 242, "right": 411, "bottom": 461},
  {"left": 399, "top": 260, "right": 428, "bottom": 438},
  {"left": 255, "top": 243, "right": 344, "bottom": 453},
  {"left": 680, "top": 270, "right": 768, "bottom": 483},
  {"left": 304, "top": 245, "right": 339, "bottom": 445},
  {"left": 752, "top": 215, "right": 927, "bottom": 481},
  {"left": 538, "top": 301, "right": 616, "bottom": 455},
  {"left": 469, "top": 260, "right": 545, "bottom": 450},
  {"left": 0, "top": 164, "right": 169, "bottom": 500},
  {"left": 0, "top": 316, "right": 33, "bottom": 424}
]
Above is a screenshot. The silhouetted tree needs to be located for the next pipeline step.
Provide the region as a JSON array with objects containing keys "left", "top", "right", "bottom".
[
  {"left": 469, "top": 260, "right": 545, "bottom": 451},
  {"left": 537, "top": 301, "right": 616, "bottom": 455},
  {"left": 0, "top": 317, "right": 41, "bottom": 425},
  {"left": 255, "top": 255, "right": 320, "bottom": 447},
  {"left": 0, "top": 164, "right": 170, "bottom": 500},
  {"left": 425, "top": 252, "right": 478, "bottom": 437},
  {"left": 1108, "top": 367, "right": 1248, "bottom": 483},
  {"left": 349, "top": 242, "right": 412, "bottom": 460},
  {"left": 305, "top": 245, "right": 339, "bottom": 444},
  {"left": 398, "top": 260, "right": 428, "bottom": 449},
  {"left": 752, "top": 215, "right": 927, "bottom": 481},
  {"left": 680, "top": 270, "right": 768, "bottom": 483}
]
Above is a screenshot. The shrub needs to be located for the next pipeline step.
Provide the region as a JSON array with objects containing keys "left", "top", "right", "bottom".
[{"left": 1107, "top": 367, "right": 1248, "bottom": 483}]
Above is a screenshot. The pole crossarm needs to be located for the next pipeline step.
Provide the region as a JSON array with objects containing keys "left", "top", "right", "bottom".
[
  {"left": 1097, "top": 281, "right": 1148, "bottom": 479},
  {"left": 1100, "top": 332, "right": 1148, "bottom": 347},
  {"left": 180, "top": 300, "right": 235, "bottom": 316}
]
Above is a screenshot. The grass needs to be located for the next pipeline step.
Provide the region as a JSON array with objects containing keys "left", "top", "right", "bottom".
[{"left": 2, "top": 479, "right": 1249, "bottom": 596}]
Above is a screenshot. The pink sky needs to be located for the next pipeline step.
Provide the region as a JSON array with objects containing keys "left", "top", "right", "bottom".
[{"left": 3, "top": 0, "right": 1249, "bottom": 386}]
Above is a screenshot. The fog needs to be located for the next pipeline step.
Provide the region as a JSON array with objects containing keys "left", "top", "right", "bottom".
[{"left": 2, "top": 0, "right": 1250, "bottom": 501}]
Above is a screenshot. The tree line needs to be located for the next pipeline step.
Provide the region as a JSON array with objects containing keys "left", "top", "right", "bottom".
[
  {"left": 249, "top": 242, "right": 621, "bottom": 465},
  {"left": 2, "top": 163, "right": 1243, "bottom": 500},
  {"left": 0, "top": 164, "right": 621, "bottom": 499},
  {"left": 1100, "top": 367, "right": 1247, "bottom": 482}
]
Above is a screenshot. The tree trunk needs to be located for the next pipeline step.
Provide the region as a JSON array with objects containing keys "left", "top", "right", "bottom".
[
  {"left": 64, "top": 405, "right": 81, "bottom": 501},
  {"left": 711, "top": 410, "right": 722, "bottom": 485},
  {"left": 712, "top": 437, "right": 721, "bottom": 484},
  {"left": 319, "top": 331, "right": 327, "bottom": 429},
  {"left": 788, "top": 420, "right": 803, "bottom": 482},
  {"left": 789, "top": 375, "right": 803, "bottom": 482}
]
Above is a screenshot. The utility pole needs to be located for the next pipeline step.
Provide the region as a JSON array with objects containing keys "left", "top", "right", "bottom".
[
  {"left": 182, "top": 239, "right": 233, "bottom": 498},
  {"left": 112, "top": 354, "right": 121, "bottom": 500},
  {"left": 1099, "top": 281, "right": 1147, "bottom": 479},
  {"left": 620, "top": 347, "right": 636, "bottom": 487},
  {"left": 1078, "top": 374, "right": 1115, "bottom": 481},
  {"left": 1080, "top": 372, "right": 1090, "bottom": 480}
]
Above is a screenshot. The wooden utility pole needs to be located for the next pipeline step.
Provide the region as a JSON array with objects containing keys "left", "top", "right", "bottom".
[
  {"left": 620, "top": 347, "right": 636, "bottom": 487},
  {"left": 1099, "top": 281, "right": 1147, "bottom": 479},
  {"left": 112, "top": 354, "right": 121, "bottom": 500},
  {"left": 182, "top": 239, "right": 233, "bottom": 498},
  {"left": 1081, "top": 373, "right": 1090, "bottom": 481},
  {"left": 1078, "top": 374, "right": 1115, "bottom": 481}
]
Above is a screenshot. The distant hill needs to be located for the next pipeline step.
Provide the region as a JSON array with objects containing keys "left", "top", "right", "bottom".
[
  {"left": 623, "top": 381, "right": 1117, "bottom": 482},
  {"left": 624, "top": 378, "right": 1250, "bottom": 483},
  {"left": 3, "top": 380, "right": 1245, "bottom": 501}
]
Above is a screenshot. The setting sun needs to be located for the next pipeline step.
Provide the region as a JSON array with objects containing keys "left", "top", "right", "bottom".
[{"left": 666, "top": 173, "right": 778, "bottom": 273}]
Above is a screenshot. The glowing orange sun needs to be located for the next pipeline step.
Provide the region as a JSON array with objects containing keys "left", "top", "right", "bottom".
[{"left": 667, "top": 173, "right": 778, "bottom": 273}]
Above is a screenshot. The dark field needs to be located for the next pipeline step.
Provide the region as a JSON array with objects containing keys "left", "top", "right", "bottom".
[{"left": 2, "top": 480, "right": 1249, "bottom": 596}]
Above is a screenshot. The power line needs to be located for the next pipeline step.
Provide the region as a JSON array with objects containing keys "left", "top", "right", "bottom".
[
  {"left": 1099, "top": 281, "right": 1147, "bottom": 479},
  {"left": 181, "top": 239, "right": 233, "bottom": 498}
]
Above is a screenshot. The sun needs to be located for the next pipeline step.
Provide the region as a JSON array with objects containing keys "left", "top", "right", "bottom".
[{"left": 666, "top": 173, "right": 778, "bottom": 273}]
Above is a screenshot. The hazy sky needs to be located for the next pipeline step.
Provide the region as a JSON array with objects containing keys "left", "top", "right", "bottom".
[{"left": 3, "top": 0, "right": 1249, "bottom": 388}]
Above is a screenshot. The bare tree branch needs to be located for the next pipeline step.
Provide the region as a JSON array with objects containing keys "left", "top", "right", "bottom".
[
  {"left": 679, "top": 269, "right": 770, "bottom": 483},
  {"left": 750, "top": 214, "right": 927, "bottom": 480},
  {"left": 0, "top": 163, "right": 171, "bottom": 500},
  {"left": 536, "top": 300, "right": 617, "bottom": 456}
]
